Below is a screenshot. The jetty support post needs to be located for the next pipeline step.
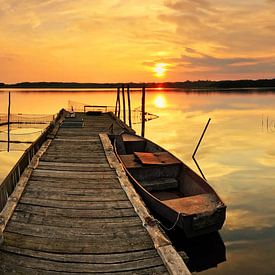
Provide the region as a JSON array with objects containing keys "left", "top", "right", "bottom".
[
  {"left": 141, "top": 84, "right": 146, "bottom": 137},
  {"left": 7, "top": 92, "right": 11, "bottom": 152},
  {"left": 192, "top": 118, "right": 211, "bottom": 180},
  {"left": 122, "top": 84, "right": 126, "bottom": 123},
  {"left": 115, "top": 87, "right": 121, "bottom": 119},
  {"left": 115, "top": 87, "right": 119, "bottom": 116},
  {"left": 127, "top": 84, "right": 132, "bottom": 128}
]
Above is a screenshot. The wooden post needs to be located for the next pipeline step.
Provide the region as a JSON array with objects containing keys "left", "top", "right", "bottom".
[
  {"left": 127, "top": 84, "right": 132, "bottom": 128},
  {"left": 117, "top": 87, "right": 121, "bottom": 118},
  {"left": 141, "top": 84, "right": 146, "bottom": 137},
  {"left": 115, "top": 87, "right": 120, "bottom": 117},
  {"left": 122, "top": 84, "right": 126, "bottom": 123},
  {"left": 7, "top": 92, "right": 11, "bottom": 152},
  {"left": 192, "top": 118, "right": 211, "bottom": 181}
]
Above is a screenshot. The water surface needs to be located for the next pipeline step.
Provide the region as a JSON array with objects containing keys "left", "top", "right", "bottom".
[{"left": 0, "top": 88, "right": 275, "bottom": 274}]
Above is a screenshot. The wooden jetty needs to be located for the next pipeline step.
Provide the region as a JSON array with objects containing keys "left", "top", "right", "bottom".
[{"left": 0, "top": 111, "right": 190, "bottom": 274}]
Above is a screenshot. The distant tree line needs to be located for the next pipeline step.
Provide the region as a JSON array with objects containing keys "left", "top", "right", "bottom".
[{"left": 0, "top": 79, "right": 275, "bottom": 89}]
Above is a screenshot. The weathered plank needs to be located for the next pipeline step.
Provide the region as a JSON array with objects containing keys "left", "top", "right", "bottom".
[
  {"left": 16, "top": 203, "right": 136, "bottom": 218},
  {"left": 6, "top": 221, "right": 149, "bottom": 239},
  {"left": 3, "top": 231, "right": 154, "bottom": 254},
  {"left": 22, "top": 188, "right": 128, "bottom": 201},
  {"left": 32, "top": 169, "right": 117, "bottom": 179},
  {"left": 2, "top": 245, "right": 159, "bottom": 263},
  {"left": 27, "top": 178, "right": 121, "bottom": 189},
  {"left": 11, "top": 211, "right": 141, "bottom": 229},
  {"left": 0, "top": 261, "right": 168, "bottom": 275},
  {"left": 1, "top": 252, "right": 164, "bottom": 273}
]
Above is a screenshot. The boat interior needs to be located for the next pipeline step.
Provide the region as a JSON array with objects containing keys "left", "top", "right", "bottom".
[{"left": 115, "top": 133, "right": 221, "bottom": 216}]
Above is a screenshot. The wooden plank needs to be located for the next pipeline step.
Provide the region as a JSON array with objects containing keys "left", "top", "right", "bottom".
[
  {"left": 42, "top": 153, "right": 107, "bottom": 158},
  {"left": 25, "top": 181, "right": 121, "bottom": 190},
  {"left": 0, "top": 252, "right": 164, "bottom": 273},
  {"left": 2, "top": 245, "right": 159, "bottom": 264},
  {"left": 21, "top": 190, "right": 128, "bottom": 202},
  {"left": 24, "top": 185, "right": 125, "bottom": 196},
  {"left": 163, "top": 193, "right": 218, "bottom": 215},
  {"left": 3, "top": 231, "right": 154, "bottom": 254},
  {"left": 134, "top": 152, "right": 181, "bottom": 166},
  {"left": 6, "top": 221, "right": 148, "bottom": 239},
  {"left": 40, "top": 157, "right": 109, "bottom": 163},
  {"left": 36, "top": 166, "right": 112, "bottom": 172},
  {"left": 32, "top": 169, "right": 117, "bottom": 179},
  {"left": 39, "top": 161, "right": 109, "bottom": 168},
  {"left": 158, "top": 246, "right": 191, "bottom": 275},
  {"left": 0, "top": 260, "right": 168, "bottom": 275},
  {"left": 11, "top": 211, "right": 141, "bottom": 229},
  {"left": 16, "top": 203, "right": 136, "bottom": 218},
  {"left": 52, "top": 138, "right": 99, "bottom": 142},
  {"left": 27, "top": 178, "right": 121, "bottom": 189}
]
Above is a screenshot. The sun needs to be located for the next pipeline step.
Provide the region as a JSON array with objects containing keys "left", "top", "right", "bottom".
[{"left": 153, "top": 63, "right": 167, "bottom": 78}]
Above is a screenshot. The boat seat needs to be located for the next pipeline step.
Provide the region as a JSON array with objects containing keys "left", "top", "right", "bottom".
[
  {"left": 121, "top": 134, "right": 146, "bottom": 153},
  {"left": 122, "top": 134, "right": 144, "bottom": 143},
  {"left": 140, "top": 178, "right": 178, "bottom": 191},
  {"left": 134, "top": 152, "right": 181, "bottom": 166},
  {"left": 163, "top": 193, "right": 218, "bottom": 215},
  {"left": 119, "top": 154, "right": 182, "bottom": 180}
]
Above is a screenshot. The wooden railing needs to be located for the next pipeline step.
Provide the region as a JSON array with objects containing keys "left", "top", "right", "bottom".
[{"left": 0, "top": 109, "right": 65, "bottom": 212}]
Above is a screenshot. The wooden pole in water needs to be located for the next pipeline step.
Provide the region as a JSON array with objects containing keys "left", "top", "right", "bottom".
[
  {"left": 127, "top": 84, "right": 132, "bottom": 128},
  {"left": 115, "top": 87, "right": 119, "bottom": 117},
  {"left": 122, "top": 84, "right": 126, "bottom": 123},
  {"left": 117, "top": 87, "right": 121, "bottom": 119},
  {"left": 192, "top": 118, "right": 211, "bottom": 180},
  {"left": 7, "top": 92, "right": 11, "bottom": 152},
  {"left": 141, "top": 84, "right": 146, "bottom": 137}
]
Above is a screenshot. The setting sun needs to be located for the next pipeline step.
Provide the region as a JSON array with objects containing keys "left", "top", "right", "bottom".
[{"left": 153, "top": 63, "right": 168, "bottom": 78}]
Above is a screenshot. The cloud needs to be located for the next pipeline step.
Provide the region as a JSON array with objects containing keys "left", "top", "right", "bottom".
[{"left": 144, "top": 48, "right": 275, "bottom": 80}]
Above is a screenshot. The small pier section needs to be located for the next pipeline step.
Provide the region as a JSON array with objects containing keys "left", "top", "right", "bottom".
[{"left": 0, "top": 112, "right": 189, "bottom": 274}]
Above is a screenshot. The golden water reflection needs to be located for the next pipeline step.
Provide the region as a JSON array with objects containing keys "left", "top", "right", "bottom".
[{"left": 153, "top": 94, "right": 167, "bottom": 108}]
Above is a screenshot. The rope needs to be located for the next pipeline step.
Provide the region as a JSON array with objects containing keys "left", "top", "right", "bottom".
[{"left": 155, "top": 212, "right": 181, "bottom": 231}]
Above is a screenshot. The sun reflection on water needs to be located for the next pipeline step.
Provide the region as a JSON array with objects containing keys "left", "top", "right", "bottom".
[{"left": 153, "top": 94, "right": 167, "bottom": 108}]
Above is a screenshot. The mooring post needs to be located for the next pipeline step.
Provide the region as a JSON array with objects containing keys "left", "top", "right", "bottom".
[
  {"left": 117, "top": 87, "right": 121, "bottom": 119},
  {"left": 127, "top": 84, "right": 132, "bottom": 128},
  {"left": 141, "top": 84, "right": 146, "bottom": 137},
  {"left": 115, "top": 87, "right": 120, "bottom": 117},
  {"left": 122, "top": 84, "right": 126, "bottom": 123},
  {"left": 7, "top": 92, "right": 11, "bottom": 152},
  {"left": 192, "top": 118, "right": 211, "bottom": 180}
]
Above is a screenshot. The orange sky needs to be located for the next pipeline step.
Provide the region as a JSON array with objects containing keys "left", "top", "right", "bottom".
[{"left": 0, "top": 0, "right": 275, "bottom": 83}]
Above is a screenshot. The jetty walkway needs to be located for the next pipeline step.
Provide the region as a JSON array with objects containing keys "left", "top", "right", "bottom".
[{"left": 0, "top": 112, "right": 189, "bottom": 274}]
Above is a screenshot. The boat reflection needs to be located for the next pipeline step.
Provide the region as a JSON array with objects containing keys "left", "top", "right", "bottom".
[{"left": 166, "top": 229, "right": 226, "bottom": 272}]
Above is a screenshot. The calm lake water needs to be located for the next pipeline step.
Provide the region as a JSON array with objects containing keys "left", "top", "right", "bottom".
[{"left": 1, "top": 88, "right": 275, "bottom": 274}]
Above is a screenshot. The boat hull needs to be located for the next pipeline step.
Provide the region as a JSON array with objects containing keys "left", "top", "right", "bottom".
[{"left": 114, "top": 133, "right": 226, "bottom": 238}]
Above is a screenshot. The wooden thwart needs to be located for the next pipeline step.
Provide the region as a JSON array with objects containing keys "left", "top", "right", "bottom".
[{"left": 134, "top": 152, "right": 182, "bottom": 166}]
